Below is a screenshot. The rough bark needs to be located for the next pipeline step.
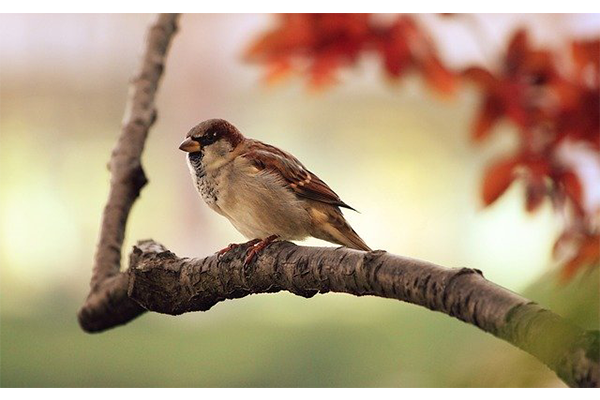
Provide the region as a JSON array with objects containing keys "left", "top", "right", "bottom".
[
  {"left": 78, "top": 13, "right": 179, "bottom": 332},
  {"left": 78, "top": 12, "right": 599, "bottom": 388},
  {"left": 122, "top": 240, "right": 598, "bottom": 388}
]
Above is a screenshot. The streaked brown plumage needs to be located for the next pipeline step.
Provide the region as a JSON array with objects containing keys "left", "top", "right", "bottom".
[{"left": 179, "top": 119, "right": 371, "bottom": 255}]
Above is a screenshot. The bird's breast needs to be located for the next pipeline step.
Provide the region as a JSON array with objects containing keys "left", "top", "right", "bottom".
[
  {"left": 187, "top": 154, "right": 312, "bottom": 240},
  {"left": 187, "top": 153, "right": 219, "bottom": 208},
  {"left": 214, "top": 160, "right": 312, "bottom": 240},
  {"left": 197, "top": 174, "right": 219, "bottom": 206}
]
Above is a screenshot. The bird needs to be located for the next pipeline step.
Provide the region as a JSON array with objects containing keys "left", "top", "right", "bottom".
[{"left": 179, "top": 118, "right": 371, "bottom": 262}]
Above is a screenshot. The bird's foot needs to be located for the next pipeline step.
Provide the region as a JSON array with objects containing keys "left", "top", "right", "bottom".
[
  {"left": 244, "top": 235, "right": 279, "bottom": 266},
  {"left": 217, "top": 239, "right": 261, "bottom": 259}
]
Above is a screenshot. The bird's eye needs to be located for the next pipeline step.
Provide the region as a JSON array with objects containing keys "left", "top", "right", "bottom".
[{"left": 197, "top": 131, "right": 220, "bottom": 147}]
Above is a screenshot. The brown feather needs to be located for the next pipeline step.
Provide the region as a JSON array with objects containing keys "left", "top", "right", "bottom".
[
  {"left": 308, "top": 204, "right": 371, "bottom": 251},
  {"left": 242, "top": 140, "right": 357, "bottom": 211}
]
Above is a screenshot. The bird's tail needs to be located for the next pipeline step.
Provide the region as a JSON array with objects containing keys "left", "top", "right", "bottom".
[
  {"left": 311, "top": 206, "right": 372, "bottom": 252},
  {"left": 335, "top": 224, "right": 372, "bottom": 252}
]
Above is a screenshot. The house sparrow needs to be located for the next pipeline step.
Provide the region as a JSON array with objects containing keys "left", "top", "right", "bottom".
[{"left": 179, "top": 119, "right": 371, "bottom": 262}]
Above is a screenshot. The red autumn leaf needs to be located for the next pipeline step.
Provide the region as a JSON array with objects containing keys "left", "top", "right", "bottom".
[
  {"left": 318, "top": 13, "right": 371, "bottom": 38},
  {"left": 523, "top": 159, "right": 550, "bottom": 213},
  {"left": 396, "top": 16, "right": 457, "bottom": 95},
  {"left": 526, "top": 157, "right": 551, "bottom": 178},
  {"left": 504, "top": 89, "right": 530, "bottom": 128},
  {"left": 245, "top": 15, "right": 313, "bottom": 61},
  {"left": 468, "top": 29, "right": 561, "bottom": 137},
  {"left": 514, "top": 48, "right": 556, "bottom": 88},
  {"left": 472, "top": 96, "right": 503, "bottom": 141},
  {"left": 380, "top": 40, "right": 411, "bottom": 77},
  {"left": 572, "top": 39, "right": 600, "bottom": 86},
  {"left": 559, "top": 170, "right": 584, "bottom": 213},
  {"left": 379, "top": 19, "right": 412, "bottom": 78},
  {"left": 562, "top": 253, "right": 585, "bottom": 281},
  {"left": 309, "top": 53, "right": 341, "bottom": 88},
  {"left": 558, "top": 89, "right": 599, "bottom": 149},
  {"left": 561, "top": 234, "right": 600, "bottom": 280},
  {"left": 421, "top": 55, "right": 456, "bottom": 95},
  {"left": 505, "top": 30, "right": 528, "bottom": 73},
  {"left": 263, "top": 60, "right": 293, "bottom": 85},
  {"left": 462, "top": 67, "right": 495, "bottom": 88},
  {"left": 525, "top": 178, "right": 546, "bottom": 213},
  {"left": 482, "top": 157, "right": 519, "bottom": 206}
]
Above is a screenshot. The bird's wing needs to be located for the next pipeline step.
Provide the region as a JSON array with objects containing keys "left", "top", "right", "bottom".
[{"left": 241, "top": 140, "right": 357, "bottom": 211}]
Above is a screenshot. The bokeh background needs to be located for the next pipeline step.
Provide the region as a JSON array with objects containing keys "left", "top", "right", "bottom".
[{"left": 0, "top": 13, "right": 598, "bottom": 387}]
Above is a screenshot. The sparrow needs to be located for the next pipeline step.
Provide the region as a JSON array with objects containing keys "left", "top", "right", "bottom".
[{"left": 179, "top": 118, "right": 371, "bottom": 262}]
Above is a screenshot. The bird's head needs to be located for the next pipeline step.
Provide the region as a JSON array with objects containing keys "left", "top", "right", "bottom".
[{"left": 179, "top": 119, "right": 244, "bottom": 168}]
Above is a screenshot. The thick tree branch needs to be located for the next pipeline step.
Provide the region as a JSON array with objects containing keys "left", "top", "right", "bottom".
[
  {"left": 78, "top": 13, "right": 179, "bottom": 332},
  {"left": 122, "top": 240, "right": 598, "bottom": 388}
]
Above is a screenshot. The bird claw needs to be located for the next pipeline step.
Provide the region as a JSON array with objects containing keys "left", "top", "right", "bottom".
[
  {"left": 243, "top": 235, "right": 279, "bottom": 266},
  {"left": 217, "top": 239, "right": 261, "bottom": 259}
]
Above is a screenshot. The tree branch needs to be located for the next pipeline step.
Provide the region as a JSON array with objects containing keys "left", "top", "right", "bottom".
[
  {"left": 78, "top": 13, "right": 179, "bottom": 332},
  {"left": 123, "top": 239, "right": 598, "bottom": 388},
  {"left": 78, "top": 12, "right": 599, "bottom": 388}
]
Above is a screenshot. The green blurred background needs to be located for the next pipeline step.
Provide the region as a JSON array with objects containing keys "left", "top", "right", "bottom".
[{"left": 0, "top": 14, "right": 598, "bottom": 387}]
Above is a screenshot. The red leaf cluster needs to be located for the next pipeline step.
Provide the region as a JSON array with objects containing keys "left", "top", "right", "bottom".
[
  {"left": 246, "top": 14, "right": 455, "bottom": 93},
  {"left": 466, "top": 30, "right": 599, "bottom": 279},
  {"left": 246, "top": 15, "right": 599, "bottom": 279}
]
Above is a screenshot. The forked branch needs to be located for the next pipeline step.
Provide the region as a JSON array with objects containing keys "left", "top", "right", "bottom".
[{"left": 78, "top": 13, "right": 179, "bottom": 331}]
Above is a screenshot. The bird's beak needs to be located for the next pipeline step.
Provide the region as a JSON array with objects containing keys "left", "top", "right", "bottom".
[{"left": 179, "top": 138, "right": 201, "bottom": 153}]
